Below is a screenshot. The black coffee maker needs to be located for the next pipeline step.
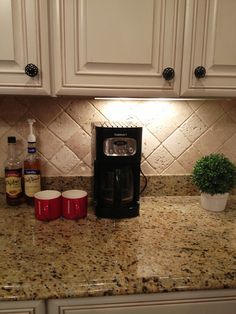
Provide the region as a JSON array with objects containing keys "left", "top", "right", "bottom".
[{"left": 92, "top": 122, "right": 142, "bottom": 219}]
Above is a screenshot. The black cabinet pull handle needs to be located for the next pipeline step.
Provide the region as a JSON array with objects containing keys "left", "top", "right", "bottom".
[
  {"left": 25, "top": 63, "right": 39, "bottom": 77},
  {"left": 162, "top": 67, "right": 175, "bottom": 81},
  {"left": 194, "top": 66, "right": 206, "bottom": 79}
]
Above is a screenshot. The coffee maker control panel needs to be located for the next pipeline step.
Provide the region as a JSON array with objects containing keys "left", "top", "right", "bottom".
[{"left": 103, "top": 137, "right": 137, "bottom": 156}]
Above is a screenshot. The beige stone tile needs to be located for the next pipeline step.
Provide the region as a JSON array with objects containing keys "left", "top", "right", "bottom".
[
  {"left": 140, "top": 161, "right": 157, "bottom": 175},
  {"left": 195, "top": 114, "right": 236, "bottom": 156},
  {"left": 217, "top": 147, "right": 236, "bottom": 165},
  {"left": 187, "top": 100, "right": 205, "bottom": 111},
  {"left": 66, "top": 128, "right": 91, "bottom": 159},
  {"left": 212, "top": 115, "right": 236, "bottom": 141},
  {"left": 180, "top": 113, "right": 207, "bottom": 142},
  {"left": 195, "top": 100, "right": 224, "bottom": 126},
  {"left": 178, "top": 146, "right": 202, "bottom": 174},
  {"left": 48, "top": 112, "right": 78, "bottom": 141},
  {"left": 147, "top": 145, "right": 174, "bottom": 174},
  {"left": 0, "top": 117, "right": 10, "bottom": 138},
  {"left": 220, "top": 99, "right": 236, "bottom": 112},
  {"left": 69, "top": 160, "right": 92, "bottom": 176},
  {"left": 218, "top": 134, "right": 236, "bottom": 163},
  {"left": 193, "top": 130, "right": 222, "bottom": 156},
  {"left": 51, "top": 146, "right": 78, "bottom": 174},
  {"left": 0, "top": 95, "right": 4, "bottom": 105},
  {"left": 83, "top": 153, "right": 92, "bottom": 168},
  {"left": 147, "top": 114, "right": 179, "bottom": 142},
  {"left": 14, "top": 96, "right": 32, "bottom": 109},
  {"left": 223, "top": 105, "right": 236, "bottom": 124},
  {"left": 92, "top": 99, "right": 133, "bottom": 121},
  {"left": 163, "top": 160, "right": 187, "bottom": 175},
  {"left": 28, "top": 96, "right": 62, "bottom": 125},
  {"left": 0, "top": 96, "right": 28, "bottom": 125},
  {"left": 39, "top": 154, "right": 61, "bottom": 177},
  {"left": 0, "top": 150, "right": 7, "bottom": 176},
  {"left": 0, "top": 128, "right": 25, "bottom": 156},
  {"left": 163, "top": 130, "right": 191, "bottom": 158},
  {"left": 142, "top": 127, "right": 160, "bottom": 159},
  {"left": 147, "top": 101, "right": 192, "bottom": 142},
  {"left": 38, "top": 128, "right": 64, "bottom": 160},
  {"left": 66, "top": 99, "right": 107, "bottom": 135},
  {"left": 56, "top": 96, "right": 76, "bottom": 109},
  {"left": 170, "top": 101, "right": 193, "bottom": 126},
  {"left": 125, "top": 100, "right": 168, "bottom": 125}
]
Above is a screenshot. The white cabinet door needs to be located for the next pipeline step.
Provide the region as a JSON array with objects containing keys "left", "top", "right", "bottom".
[
  {"left": 0, "top": 0, "right": 50, "bottom": 95},
  {"left": 181, "top": 0, "right": 236, "bottom": 97},
  {"left": 47, "top": 290, "right": 236, "bottom": 314},
  {"left": 0, "top": 300, "right": 45, "bottom": 314},
  {"left": 51, "top": 0, "right": 185, "bottom": 97}
]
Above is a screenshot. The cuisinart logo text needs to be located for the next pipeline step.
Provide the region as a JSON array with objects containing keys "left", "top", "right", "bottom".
[{"left": 114, "top": 133, "right": 128, "bottom": 137}]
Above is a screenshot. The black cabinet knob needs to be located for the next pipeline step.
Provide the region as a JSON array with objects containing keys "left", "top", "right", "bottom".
[
  {"left": 194, "top": 66, "right": 206, "bottom": 79},
  {"left": 162, "top": 67, "right": 175, "bottom": 81},
  {"left": 25, "top": 63, "right": 39, "bottom": 77}
]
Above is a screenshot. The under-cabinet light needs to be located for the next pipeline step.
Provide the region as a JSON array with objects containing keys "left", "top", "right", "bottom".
[{"left": 94, "top": 97, "right": 232, "bottom": 101}]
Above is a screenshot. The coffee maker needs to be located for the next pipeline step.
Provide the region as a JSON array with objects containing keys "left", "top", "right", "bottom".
[{"left": 92, "top": 122, "right": 142, "bottom": 219}]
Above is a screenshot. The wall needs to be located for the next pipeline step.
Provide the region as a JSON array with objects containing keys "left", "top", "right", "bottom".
[{"left": 0, "top": 96, "right": 236, "bottom": 177}]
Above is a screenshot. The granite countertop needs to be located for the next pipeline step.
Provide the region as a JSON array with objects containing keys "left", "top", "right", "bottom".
[{"left": 0, "top": 195, "right": 236, "bottom": 301}]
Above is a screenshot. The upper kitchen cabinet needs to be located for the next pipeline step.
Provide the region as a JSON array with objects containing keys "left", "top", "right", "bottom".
[
  {"left": 51, "top": 0, "right": 185, "bottom": 97},
  {"left": 181, "top": 0, "right": 236, "bottom": 97},
  {"left": 0, "top": 0, "right": 50, "bottom": 95}
]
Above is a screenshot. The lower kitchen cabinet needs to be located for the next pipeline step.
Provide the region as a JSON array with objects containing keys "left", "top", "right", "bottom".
[
  {"left": 47, "top": 289, "right": 236, "bottom": 314},
  {"left": 0, "top": 300, "right": 45, "bottom": 314},
  {"left": 1, "top": 289, "right": 236, "bottom": 314}
]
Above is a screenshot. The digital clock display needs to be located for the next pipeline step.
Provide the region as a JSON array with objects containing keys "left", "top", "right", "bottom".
[{"left": 114, "top": 140, "right": 127, "bottom": 146}]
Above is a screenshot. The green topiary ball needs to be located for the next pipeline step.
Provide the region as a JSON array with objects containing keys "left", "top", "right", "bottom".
[{"left": 192, "top": 153, "right": 236, "bottom": 195}]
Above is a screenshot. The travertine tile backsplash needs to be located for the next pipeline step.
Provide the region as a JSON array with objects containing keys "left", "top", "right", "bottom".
[{"left": 0, "top": 96, "right": 236, "bottom": 177}]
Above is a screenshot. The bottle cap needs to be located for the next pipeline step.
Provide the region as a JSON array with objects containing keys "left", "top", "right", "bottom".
[
  {"left": 8, "top": 136, "right": 16, "bottom": 143},
  {"left": 27, "top": 119, "right": 36, "bottom": 143}
]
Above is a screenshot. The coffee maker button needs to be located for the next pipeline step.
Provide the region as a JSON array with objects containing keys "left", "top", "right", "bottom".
[{"left": 129, "top": 147, "right": 134, "bottom": 154}]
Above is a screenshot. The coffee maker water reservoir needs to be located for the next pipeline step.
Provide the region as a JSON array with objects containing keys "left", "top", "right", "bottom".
[{"left": 92, "top": 122, "right": 142, "bottom": 218}]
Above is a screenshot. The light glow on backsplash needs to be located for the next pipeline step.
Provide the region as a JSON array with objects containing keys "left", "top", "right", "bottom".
[{"left": 0, "top": 96, "right": 236, "bottom": 177}]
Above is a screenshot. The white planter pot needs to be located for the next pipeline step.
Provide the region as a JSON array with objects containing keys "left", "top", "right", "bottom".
[{"left": 200, "top": 192, "right": 229, "bottom": 212}]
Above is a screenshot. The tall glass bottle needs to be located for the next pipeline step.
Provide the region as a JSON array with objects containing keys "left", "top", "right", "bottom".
[
  {"left": 4, "top": 136, "right": 23, "bottom": 205},
  {"left": 24, "top": 141, "right": 41, "bottom": 206}
]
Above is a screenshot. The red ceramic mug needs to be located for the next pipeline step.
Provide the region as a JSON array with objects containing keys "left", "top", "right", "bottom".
[
  {"left": 34, "top": 190, "right": 61, "bottom": 221},
  {"left": 62, "top": 190, "right": 88, "bottom": 219}
]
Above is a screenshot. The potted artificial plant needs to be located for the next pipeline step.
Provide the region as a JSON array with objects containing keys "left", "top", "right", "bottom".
[{"left": 192, "top": 153, "right": 236, "bottom": 212}]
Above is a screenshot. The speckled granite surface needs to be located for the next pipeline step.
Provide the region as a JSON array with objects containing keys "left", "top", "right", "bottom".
[
  {"left": 0, "top": 195, "right": 236, "bottom": 301},
  {"left": 0, "top": 175, "right": 235, "bottom": 196},
  {"left": 0, "top": 175, "right": 199, "bottom": 197}
]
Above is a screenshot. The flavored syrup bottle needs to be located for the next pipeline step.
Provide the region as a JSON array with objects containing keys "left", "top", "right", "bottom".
[
  {"left": 5, "top": 136, "right": 23, "bottom": 205},
  {"left": 24, "top": 119, "right": 41, "bottom": 206}
]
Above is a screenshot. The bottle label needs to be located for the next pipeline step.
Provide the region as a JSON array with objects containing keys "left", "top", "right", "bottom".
[
  {"left": 28, "top": 147, "right": 36, "bottom": 154},
  {"left": 5, "top": 169, "right": 23, "bottom": 199},
  {"left": 24, "top": 170, "right": 41, "bottom": 197}
]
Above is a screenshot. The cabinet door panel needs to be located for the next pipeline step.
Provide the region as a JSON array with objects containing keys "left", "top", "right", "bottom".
[
  {"left": 181, "top": 0, "right": 236, "bottom": 97},
  {"left": 0, "top": 300, "right": 45, "bottom": 314},
  {"left": 0, "top": 0, "right": 50, "bottom": 95},
  {"left": 56, "top": 301, "right": 236, "bottom": 314},
  {"left": 52, "top": 0, "right": 185, "bottom": 97},
  {"left": 48, "top": 291, "right": 236, "bottom": 314}
]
